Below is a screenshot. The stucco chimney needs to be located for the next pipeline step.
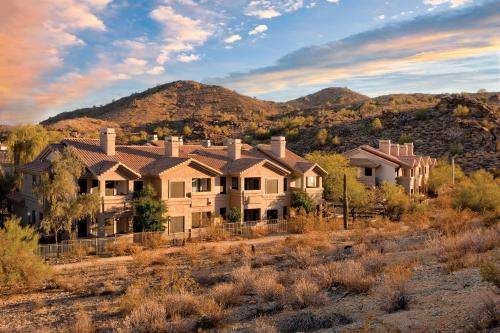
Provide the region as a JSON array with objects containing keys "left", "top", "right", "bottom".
[
  {"left": 405, "top": 142, "right": 414, "bottom": 156},
  {"left": 100, "top": 128, "right": 116, "bottom": 156},
  {"left": 201, "top": 139, "right": 211, "bottom": 147},
  {"left": 148, "top": 133, "right": 158, "bottom": 142},
  {"left": 378, "top": 140, "right": 391, "bottom": 155},
  {"left": 271, "top": 136, "right": 286, "bottom": 158},
  {"left": 165, "top": 136, "right": 180, "bottom": 157},
  {"left": 227, "top": 139, "right": 241, "bottom": 160},
  {"left": 390, "top": 144, "right": 400, "bottom": 156}
]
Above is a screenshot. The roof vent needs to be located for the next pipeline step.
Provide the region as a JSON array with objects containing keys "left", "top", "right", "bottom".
[{"left": 201, "top": 139, "right": 211, "bottom": 147}]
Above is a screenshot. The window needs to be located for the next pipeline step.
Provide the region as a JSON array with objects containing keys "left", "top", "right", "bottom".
[
  {"left": 133, "top": 180, "right": 144, "bottom": 193},
  {"left": 220, "top": 177, "right": 227, "bottom": 194},
  {"left": 32, "top": 175, "right": 38, "bottom": 187},
  {"left": 231, "top": 177, "right": 239, "bottom": 190},
  {"left": 192, "top": 212, "right": 212, "bottom": 228},
  {"left": 192, "top": 178, "right": 211, "bottom": 193},
  {"left": 283, "top": 206, "right": 288, "bottom": 218},
  {"left": 266, "top": 179, "right": 278, "bottom": 194},
  {"left": 169, "top": 216, "right": 185, "bottom": 233},
  {"left": 105, "top": 181, "right": 115, "bottom": 196},
  {"left": 306, "top": 176, "right": 317, "bottom": 188},
  {"left": 170, "top": 181, "right": 185, "bottom": 198},
  {"left": 244, "top": 177, "right": 261, "bottom": 190},
  {"left": 266, "top": 209, "right": 278, "bottom": 220},
  {"left": 364, "top": 168, "right": 372, "bottom": 177},
  {"left": 410, "top": 169, "right": 414, "bottom": 177},
  {"left": 219, "top": 207, "right": 227, "bottom": 219},
  {"left": 31, "top": 210, "right": 36, "bottom": 225},
  {"left": 91, "top": 179, "right": 98, "bottom": 193},
  {"left": 283, "top": 178, "right": 288, "bottom": 192},
  {"left": 78, "top": 179, "right": 87, "bottom": 194}
]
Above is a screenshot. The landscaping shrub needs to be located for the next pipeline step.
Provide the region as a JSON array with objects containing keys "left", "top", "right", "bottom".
[
  {"left": 227, "top": 207, "right": 241, "bottom": 223},
  {"left": 0, "top": 218, "right": 52, "bottom": 288},
  {"left": 452, "top": 169, "right": 500, "bottom": 215},
  {"left": 291, "top": 191, "right": 315, "bottom": 214}
]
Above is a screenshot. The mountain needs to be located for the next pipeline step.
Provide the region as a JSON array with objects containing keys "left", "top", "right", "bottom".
[{"left": 41, "top": 80, "right": 500, "bottom": 173}]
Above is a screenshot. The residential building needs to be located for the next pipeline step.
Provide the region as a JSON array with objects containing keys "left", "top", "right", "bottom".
[
  {"left": 345, "top": 140, "right": 436, "bottom": 195},
  {"left": 10, "top": 129, "right": 326, "bottom": 238},
  {"left": 0, "top": 142, "right": 12, "bottom": 176}
]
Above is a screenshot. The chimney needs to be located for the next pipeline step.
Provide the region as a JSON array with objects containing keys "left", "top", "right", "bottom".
[
  {"left": 165, "top": 136, "right": 180, "bottom": 157},
  {"left": 148, "top": 133, "right": 158, "bottom": 142},
  {"left": 405, "top": 142, "right": 414, "bottom": 156},
  {"left": 201, "top": 139, "right": 211, "bottom": 147},
  {"left": 378, "top": 140, "right": 391, "bottom": 155},
  {"left": 271, "top": 136, "right": 286, "bottom": 158},
  {"left": 227, "top": 139, "right": 241, "bottom": 160},
  {"left": 390, "top": 144, "right": 400, "bottom": 157},
  {"left": 399, "top": 144, "right": 408, "bottom": 156},
  {"left": 100, "top": 128, "right": 116, "bottom": 156}
]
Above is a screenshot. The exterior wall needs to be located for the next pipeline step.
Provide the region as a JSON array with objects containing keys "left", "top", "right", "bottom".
[{"left": 347, "top": 150, "right": 398, "bottom": 186}]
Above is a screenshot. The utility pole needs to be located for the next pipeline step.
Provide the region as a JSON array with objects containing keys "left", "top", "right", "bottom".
[
  {"left": 451, "top": 157, "right": 455, "bottom": 185},
  {"left": 343, "top": 173, "right": 349, "bottom": 230}
]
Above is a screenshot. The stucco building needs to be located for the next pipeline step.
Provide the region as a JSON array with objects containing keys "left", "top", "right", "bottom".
[
  {"left": 345, "top": 140, "right": 436, "bottom": 195},
  {"left": 11, "top": 129, "right": 326, "bottom": 238}
]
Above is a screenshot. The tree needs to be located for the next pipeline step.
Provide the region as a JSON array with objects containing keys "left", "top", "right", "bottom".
[
  {"left": 371, "top": 118, "right": 383, "bottom": 131},
  {"left": 331, "top": 135, "right": 341, "bottom": 146},
  {"left": 227, "top": 207, "right": 241, "bottom": 223},
  {"left": 453, "top": 104, "right": 470, "bottom": 117},
  {"left": 452, "top": 169, "right": 500, "bottom": 215},
  {"left": 34, "top": 147, "right": 91, "bottom": 243},
  {"left": 315, "top": 129, "right": 328, "bottom": 146},
  {"left": 133, "top": 185, "right": 166, "bottom": 231},
  {"left": 305, "top": 152, "right": 373, "bottom": 209},
  {"left": 0, "top": 217, "right": 52, "bottom": 287},
  {"left": 398, "top": 134, "right": 414, "bottom": 144},
  {"left": 379, "top": 182, "right": 410, "bottom": 221},
  {"left": 291, "top": 190, "right": 315, "bottom": 213},
  {"left": 428, "top": 159, "right": 465, "bottom": 194},
  {"left": 6, "top": 125, "right": 49, "bottom": 167},
  {"left": 183, "top": 125, "right": 193, "bottom": 137}
]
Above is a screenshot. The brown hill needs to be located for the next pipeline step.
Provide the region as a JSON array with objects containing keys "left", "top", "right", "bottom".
[{"left": 286, "top": 87, "right": 369, "bottom": 110}]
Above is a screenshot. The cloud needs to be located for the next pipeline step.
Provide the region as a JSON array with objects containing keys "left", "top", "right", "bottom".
[
  {"left": 0, "top": 0, "right": 110, "bottom": 123},
  {"left": 177, "top": 54, "right": 201, "bottom": 62},
  {"left": 326, "top": 0, "right": 339, "bottom": 3},
  {"left": 224, "top": 34, "right": 242, "bottom": 43},
  {"left": 378, "top": 14, "right": 385, "bottom": 20},
  {"left": 423, "top": 0, "right": 472, "bottom": 8},
  {"left": 244, "top": 0, "right": 306, "bottom": 19},
  {"left": 150, "top": 5, "right": 212, "bottom": 64},
  {"left": 249, "top": 24, "right": 268, "bottom": 35},
  {"left": 147, "top": 66, "right": 165, "bottom": 75},
  {"left": 208, "top": 2, "right": 500, "bottom": 96}
]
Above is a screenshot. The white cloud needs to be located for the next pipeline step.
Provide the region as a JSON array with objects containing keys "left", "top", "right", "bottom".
[
  {"left": 244, "top": 1, "right": 306, "bottom": 19},
  {"left": 378, "top": 14, "right": 385, "bottom": 20},
  {"left": 147, "top": 66, "right": 165, "bottom": 75},
  {"left": 176, "top": 53, "right": 200, "bottom": 62},
  {"left": 247, "top": 8, "right": 281, "bottom": 19},
  {"left": 224, "top": 34, "right": 242, "bottom": 43},
  {"left": 423, "top": 0, "right": 472, "bottom": 7},
  {"left": 249, "top": 24, "right": 268, "bottom": 36},
  {"left": 326, "top": 0, "right": 339, "bottom": 3}
]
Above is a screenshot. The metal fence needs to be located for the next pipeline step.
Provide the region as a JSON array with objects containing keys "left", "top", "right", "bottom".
[{"left": 37, "top": 219, "right": 290, "bottom": 259}]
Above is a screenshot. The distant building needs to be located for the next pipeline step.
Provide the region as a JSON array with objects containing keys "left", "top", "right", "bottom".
[
  {"left": 11, "top": 129, "right": 327, "bottom": 237},
  {"left": 345, "top": 140, "right": 437, "bottom": 195},
  {"left": 0, "top": 142, "right": 12, "bottom": 176}
]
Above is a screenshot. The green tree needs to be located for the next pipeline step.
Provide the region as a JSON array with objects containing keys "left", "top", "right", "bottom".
[
  {"left": 371, "top": 118, "right": 383, "bottom": 131},
  {"left": 227, "top": 207, "right": 241, "bottom": 223},
  {"left": 379, "top": 182, "right": 410, "bottom": 221},
  {"left": 398, "top": 134, "right": 414, "bottom": 144},
  {"left": 291, "top": 190, "right": 315, "bottom": 213},
  {"left": 0, "top": 217, "right": 52, "bottom": 287},
  {"left": 305, "top": 152, "right": 373, "bottom": 209},
  {"left": 6, "top": 125, "right": 49, "bottom": 167},
  {"left": 428, "top": 159, "right": 465, "bottom": 194},
  {"left": 452, "top": 169, "right": 500, "bottom": 214},
  {"left": 183, "top": 125, "right": 193, "bottom": 137},
  {"left": 331, "top": 135, "right": 341, "bottom": 146},
  {"left": 34, "top": 147, "right": 91, "bottom": 243},
  {"left": 133, "top": 185, "right": 166, "bottom": 231},
  {"left": 453, "top": 104, "right": 470, "bottom": 117},
  {"left": 315, "top": 129, "right": 328, "bottom": 146}
]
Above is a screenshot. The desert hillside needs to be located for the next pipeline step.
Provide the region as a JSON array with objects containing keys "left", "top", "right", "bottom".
[{"left": 41, "top": 81, "right": 500, "bottom": 172}]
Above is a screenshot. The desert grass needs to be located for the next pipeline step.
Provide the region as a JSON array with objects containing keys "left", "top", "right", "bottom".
[
  {"left": 66, "top": 308, "right": 94, "bottom": 333},
  {"left": 288, "top": 277, "right": 328, "bottom": 309},
  {"left": 377, "top": 265, "right": 413, "bottom": 312}
]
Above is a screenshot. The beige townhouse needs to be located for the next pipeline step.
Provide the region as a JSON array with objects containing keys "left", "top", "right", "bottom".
[
  {"left": 11, "top": 129, "right": 326, "bottom": 238},
  {"left": 345, "top": 139, "right": 436, "bottom": 195}
]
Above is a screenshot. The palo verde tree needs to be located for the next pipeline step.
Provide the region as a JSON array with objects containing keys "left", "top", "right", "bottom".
[
  {"left": 34, "top": 146, "right": 95, "bottom": 243},
  {"left": 133, "top": 185, "right": 166, "bottom": 231},
  {"left": 291, "top": 190, "right": 316, "bottom": 213},
  {"left": 305, "top": 152, "right": 373, "bottom": 215},
  {"left": 379, "top": 182, "right": 410, "bottom": 221},
  {"left": 427, "top": 159, "right": 465, "bottom": 195}
]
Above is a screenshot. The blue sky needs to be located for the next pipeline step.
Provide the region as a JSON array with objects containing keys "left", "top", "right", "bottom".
[{"left": 0, "top": 0, "right": 499, "bottom": 124}]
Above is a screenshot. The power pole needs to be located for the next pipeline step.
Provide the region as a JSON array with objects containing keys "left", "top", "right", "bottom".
[
  {"left": 343, "top": 173, "right": 349, "bottom": 230},
  {"left": 451, "top": 157, "right": 455, "bottom": 185}
]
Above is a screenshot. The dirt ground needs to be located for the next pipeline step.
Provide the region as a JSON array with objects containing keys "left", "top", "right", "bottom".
[{"left": 0, "top": 216, "right": 498, "bottom": 333}]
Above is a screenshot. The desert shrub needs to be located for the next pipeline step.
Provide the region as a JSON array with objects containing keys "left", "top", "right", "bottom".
[
  {"left": 452, "top": 169, "right": 500, "bottom": 215},
  {"left": 203, "top": 224, "right": 230, "bottom": 241},
  {"left": 107, "top": 239, "right": 142, "bottom": 256},
  {"left": 255, "top": 316, "right": 278, "bottom": 333},
  {"left": 398, "top": 133, "right": 414, "bottom": 144},
  {"left": 277, "top": 311, "right": 351, "bottom": 333},
  {"left": 358, "top": 250, "right": 388, "bottom": 274},
  {"left": 380, "top": 183, "right": 411, "bottom": 221},
  {"left": 453, "top": 104, "right": 470, "bottom": 117},
  {"left": 161, "top": 293, "right": 200, "bottom": 319},
  {"left": 428, "top": 207, "right": 477, "bottom": 236},
  {"left": 466, "top": 297, "right": 500, "bottom": 332},
  {"left": 315, "top": 129, "right": 328, "bottom": 146},
  {"left": 290, "top": 246, "right": 316, "bottom": 268},
  {"left": 378, "top": 265, "right": 413, "bottom": 312},
  {"left": 415, "top": 109, "right": 429, "bottom": 120},
  {"left": 159, "top": 267, "right": 200, "bottom": 295},
  {"left": 0, "top": 218, "right": 52, "bottom": 288},
  {"left": 196, "top": 298, "right": 227, "bottom": 329},
  {"left": 289, "top": 277, "right": 327, "bottom": 309},
  {"left": 231, "top": 265, "right": 254, "bottom": 291},
  {"left": 209, "top": 282, "right": 244, "bottom": 307},
  {"left": 67, "top": 309, "right": 94, "bottom": 333},
  {"left": 428, "top": 159, "right": 465, "bottom": 194},
  {"left": 291, "top": 191, "right": 315, "bottom": 214},
  {"left": 311, "top": 261, "right": 374, "bottom": 293},
  {"left": 331, "top": 135, "right": 341, "bottom": 145},
  {"left": 371, "top": 118, "right": 383, "bottom": 131},
  {"left": 52, "top": 275, "right": 78, "bottom": 291},
  {"left": 450, "top": 142, "right": 464, "bottom": 155},
  {"left": 254, "top": 127, "right": 271, "bottom": 140},
  {"left": 120, "top": 279, "right": 148, "bottom": 314},
  {"left": 254, "top": 270, "right": 286, "bottom": 302},
  {"left": 480, "top": 260, "right": 500, "bottom": 288},
  {"left": 227, "top": 207, "right": 241, "bottom": 223},
  {"left": 182, "top": 125, "right": 192, "bottom": 136},
  {"left": 122, "top": 300, "right": 167, "bottom": 333}
]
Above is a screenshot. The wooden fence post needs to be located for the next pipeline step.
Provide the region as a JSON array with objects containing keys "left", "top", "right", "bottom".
[{"left": 343, "top": 173, "right": 349, "bottom": 230}]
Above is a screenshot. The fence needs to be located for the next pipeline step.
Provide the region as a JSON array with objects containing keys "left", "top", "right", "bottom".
[{"left": 37, "top": 219, "right": 290, "bottom": 259}]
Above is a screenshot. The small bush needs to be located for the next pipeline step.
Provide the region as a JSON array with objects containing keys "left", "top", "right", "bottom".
[
  {"left": 0, "top": 218, "right": 52, "bottom": 288},
  {"left": 453, "top": 104, "right": 470, "bottom": 117},
  {"left": 277, "top": 311, "right": 351, "bottom": 333},
  {"left": 161, "top": 293, "right": 200, "bottom": 319},
  {"left": 452, "top": 169, "right": 500, "bottom": 215},
  {"left": 358, "top": 250, "right": 387, "bottom": 274},
  {"left": 120, "top": 279, "right": 148, "bottom": 314},
  {"left": 107, "top": 239, "right": 142, "bottom": 256},
  {"left": 311, "top": 261, "right": 374, "bottom": 293},
  {"left": 480, "top": 260, "right": 500, "bottom": 288},
  {"left": 378, "top": 265, "right": 413, "bottom": 312},
  {"left": 289, "top": 277, "right": 327, "bottom": 308},
  {"left": 196, "top": 298, "right": 227, "bottom": 329},
  {"left": 291, "top": 192, "right": 316, "bottom": 214},
  {"left": 67, "top": 309, "right": 94, "bottom": 333},
  {"left": 398, "top": 133, "right": 414, "bottom": 144},
  {"left": 123, "top": 300, "right": 167, "bottom": 333},
  {"left": 315, "top": 129, "right": 328, "bottom": 146},
  {"left": 227, "top": 207, "right": 241, "bottom": 223},
  {"left": 371, "top": 118, "right": 383, "bottom": 131},
  {"left": 380, "top": 183, "right": 411, "bottom": 221},
  {"left": 209, "top": 282, "right": 244, "bottom": 307},
  {"left": 254, "top": 272, "right": 286, "bottom": 302}
]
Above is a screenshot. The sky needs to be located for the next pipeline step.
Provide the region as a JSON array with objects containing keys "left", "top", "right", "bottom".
[{"left": 0, "top": 0, "right": 499, "bottom": 124}]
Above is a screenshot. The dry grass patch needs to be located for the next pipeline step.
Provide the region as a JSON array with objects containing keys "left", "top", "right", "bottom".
[
  {"left": 66, "top": 308, "right": 94, "bottom": 333},
  {"left": 160, "top": 293, "right": 200, "bottom": 319},
  {"left": 107, "top": 239, "right": 142, "bottom": 256},
  {"left": 254, "top": 272, "right": 286, "bottom": 303},
  {"left": 209, "top": 282, "right": 244, "bottom": 307},
  {"left": 122, "top": 300, "right": 167, "bottom": 333},
  {"left": 479, "top": 259, "right": 500, "bottom": 288},
  {"left": 196, "top": 298, "right": 227, "bottom": 329},
  {"left": 311, "top": 261, "right": 374, "bottom": 293},
  {"left": 358, "top": 250, "right": 387, "bottom": 274},
  {"left": 277, "top": 310, "right": 351, "bottom": 333},
  {"left": 288, "top": 277, "right": 328, "bottom": 309},
  {"left": 377, "top": 265, "right": 413, "bottom": 313},
  {"left": 120, "top": 279, "right": 148, "bottom": 314}
]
